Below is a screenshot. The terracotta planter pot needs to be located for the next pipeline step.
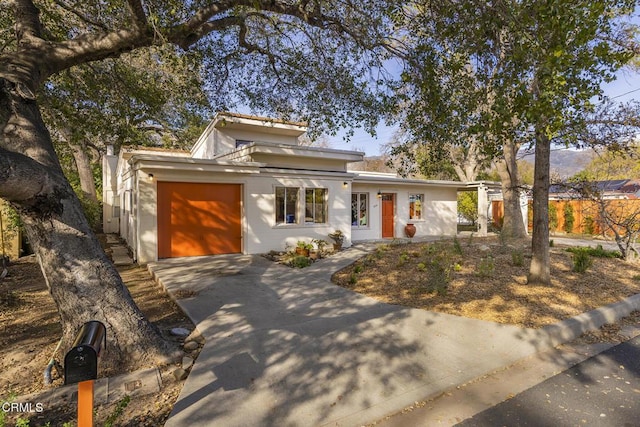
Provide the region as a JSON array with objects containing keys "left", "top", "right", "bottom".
[
  {"left": 405, "top": 223, "right": 416, "bottom": 238},
  {"left": 296, "top": 247, "right": 310, "bottom": 257}
]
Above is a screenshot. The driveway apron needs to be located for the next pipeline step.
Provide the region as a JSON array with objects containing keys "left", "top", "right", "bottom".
[{"left": 150, "top": 250, "right": 548, "bottom": 427}]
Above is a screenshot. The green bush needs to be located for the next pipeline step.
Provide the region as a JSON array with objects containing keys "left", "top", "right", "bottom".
[
  {"left": 563, "top": 203, "right": 575, "bottom": 234},
  {"left": 566, "top": 245, "right": 621, "bottom": 259},
  {"left": 290, "top": 256, "right": 312, "bottom": 268},
  {"left": 477, "top": 256, "right": 495, "bottom": 278},
  {"left": 571, "top": 250, "right": 593, "bottom": 273},
  {"left": 349, "top": 272, "right": 358, "bottom": 284},
  {"left": 584, "top": 216, "right": 595, "bottom": 235},
  {"left": 549, "top": 203, "right": 558, "bottom": 232},
  {"left": 453, "top": 236, "right": 463, "bottom": 255},
  {"left": 511, "top": 249, "right": 524, "bottom": 267}
]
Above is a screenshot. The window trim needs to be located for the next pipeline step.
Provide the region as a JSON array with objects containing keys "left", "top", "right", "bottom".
[
  {"left": 275, "top": 186, "right": 300, "bottom": 225},
  {"left": 304, "top": 188, "right": 328, "bottom": 224},
  {"left": 409, "top": 193, "right": 424, "bottom": 221},
  {"left": 351, "top": 192, "right": 369, "bottom": 228}
]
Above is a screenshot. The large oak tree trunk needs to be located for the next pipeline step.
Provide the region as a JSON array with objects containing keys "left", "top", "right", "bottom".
[
  {"left": 1, "top": 78, "right": 177, "bottom": 371},
  {"left": 528, "top": 128, "right": 551, "bottom": 285},
  {"left": 496, "top": 139, "right": 527, "bottom": 240}
]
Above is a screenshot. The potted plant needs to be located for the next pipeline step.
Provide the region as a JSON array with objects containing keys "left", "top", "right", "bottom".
[
  {"left": 311, "top": 239, "right": 328, "bottom": 259},
  {"left": 328, "top": 230, "right": 345, "bottom": 251},
  {"left": 295, "top": 241, "right": 313, "bottom": 257}
]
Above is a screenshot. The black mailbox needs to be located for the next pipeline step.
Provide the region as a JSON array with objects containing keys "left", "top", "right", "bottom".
[{"left": 64, "top": 321, "right": 106, "bottom": 385}]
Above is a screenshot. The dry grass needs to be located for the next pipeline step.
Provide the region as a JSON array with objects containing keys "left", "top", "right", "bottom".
[{"left": 332, "top": 236, "right": 640, "bottom": 329}]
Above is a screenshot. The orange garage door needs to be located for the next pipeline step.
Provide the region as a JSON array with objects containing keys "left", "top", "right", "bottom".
[{"left": 157, "top": 182, "right": 242, "bottom": 258}]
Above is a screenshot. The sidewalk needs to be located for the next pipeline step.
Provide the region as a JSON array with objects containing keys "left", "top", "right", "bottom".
[{"left": 149, "top": 243, "right": 640, "bottom": 427}]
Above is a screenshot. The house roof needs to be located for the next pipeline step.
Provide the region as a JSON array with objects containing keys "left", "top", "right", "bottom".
[
  {"left": 352, "top": 171, "right": 493, "bottom": 190},
  {"left": 215, "top": 112, "right": 308, "bottom": 128},
  {"left": 211, "top": 112, "right": 308, "bottom": 137},
  {"left": 550, "top": 179, "right": 639, "bottom": 194},
  {"left": 215, "top": 141, "right": 364, "bottom": 163}
]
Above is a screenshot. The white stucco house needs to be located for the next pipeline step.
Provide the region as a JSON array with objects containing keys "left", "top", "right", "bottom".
[{"left": 103, "top": 112, "right": 492, "bottom": 264}]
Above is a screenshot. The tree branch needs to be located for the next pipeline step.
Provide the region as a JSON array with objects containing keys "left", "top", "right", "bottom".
[
  {"left": 15, "top": 0, "right": 44, "bottom": 44},
  {"left": 126, "top": 0, "right": 149, "bottom": 32},
  {"left": 0, "top": 147, "right": 59, "bottom": 202},
  {"left": 53, "top": 0, "right": 109, "bottom": 31}
]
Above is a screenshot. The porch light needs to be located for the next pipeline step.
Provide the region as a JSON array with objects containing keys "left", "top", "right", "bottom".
[
  {"left": 377, "top": 190, "right": 382, "bottom": 198},
  {"left": 343, "top": 181, "right": 348, "bottom": 188},
  {"left": 148, "top": 173, "right": 154, "bottom": 182}
]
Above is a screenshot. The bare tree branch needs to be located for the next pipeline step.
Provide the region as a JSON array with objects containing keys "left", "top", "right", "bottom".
[
  {"left": 14, "top": 0, "right": 43, "bottom": 44},
  {"left": 53, "top": 0, "right": 109, "bottom": 31}
]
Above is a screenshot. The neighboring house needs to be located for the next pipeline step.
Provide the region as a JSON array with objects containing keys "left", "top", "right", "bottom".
[
  {"left": 549, "top": 179, "right": 640, "bottom": 200},
  {"left": 103, "top": 112, "right": 490, "bottom": 264}
]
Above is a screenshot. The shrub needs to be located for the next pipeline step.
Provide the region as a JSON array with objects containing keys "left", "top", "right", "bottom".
[
  {"left": 566, "top": 245, "right": 621, "bottom": 259},
  {"left": 453, "top": 236, "right": 463, "bottom": 255},
  {"left": 511, "top": 249, "right": 524, "bottom": 267},
  {"left": 584, "top": 216, "right": 595, "bottom": 235},
  {"left": 563, "top": 203, "right": 575, "bottom": 234},
  {"left": 571, "top": 250, "right": 593, "bottom": 273},
  {"left": 291, "top": 256, "right": 312, "bottom": 268},
  {"left": 477, "top": 256, "right": 495, "bottom": 278},
  {"left": 354, "top": 264, "right": 364, "bottom": 274},
  {"left": 417, "top": 262, "right": 426, "bottom": 271},
  {"left": 349, "top": 271, "right": 358, "bottom": 284},
  {"left": 549, "top": 203, "right": 558, "bottom": 232}
]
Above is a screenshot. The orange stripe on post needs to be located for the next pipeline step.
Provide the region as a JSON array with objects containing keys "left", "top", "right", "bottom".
[{"left": 77, "top": 380, "right": 94, "bottom": 427}]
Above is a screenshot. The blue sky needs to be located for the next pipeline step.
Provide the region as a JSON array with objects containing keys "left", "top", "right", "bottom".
[{"left": 327, "top": 68, "right": 640, "bottom": 157}]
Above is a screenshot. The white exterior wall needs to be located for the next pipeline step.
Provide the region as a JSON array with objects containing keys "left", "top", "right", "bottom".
[
  {"left": 102, "top": 152, "right": 120, "bottom": 233},
  {"left": 215, "top": 129, "right": 299, "bottom": 156},
  {"left": 351, "top": 184, "right": 458, "bottom": 241},
  {"left": 244, "top": 175, "right": 351, "bottom": 254}
]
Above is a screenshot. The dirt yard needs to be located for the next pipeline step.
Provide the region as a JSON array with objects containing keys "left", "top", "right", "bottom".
[
  {"left": 333, "top": 236, "right": 640, "bottom": 331},
  {"left": 2, "top": 235, "right": 640, "bottom": 426},
  {"left": 0, "top": 252, "right": 196, "bottom": 426}
]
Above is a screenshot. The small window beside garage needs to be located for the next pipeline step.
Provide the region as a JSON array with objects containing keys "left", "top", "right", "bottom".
[
  {"left": 305, "top": 188, "right": 328, "bottom": 224},
  {"left": 276, "top": 187, "right": 299, "bottom": 224},
  {"left": 409, "top": 194, "right": 424, "bottom": 220}
]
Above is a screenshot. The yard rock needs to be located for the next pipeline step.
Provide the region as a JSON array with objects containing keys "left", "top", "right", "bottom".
[
  {"left": 186, "top": 329, "right": 205, "bottom": 344},
  {"left": 183, "top": 341, "right": 199, "bottom": 351},
  {"left": 170, "top": 327, "right": 190, "bottom": 337},
  {"left": 478, "top": 245, "right": 491, "bottom": 252},
  {"left": 173, "top": 368, "right": 189, "bottom": 381},
  {"left": 182, "top": 356, "right": 194, "bottom": 370}
]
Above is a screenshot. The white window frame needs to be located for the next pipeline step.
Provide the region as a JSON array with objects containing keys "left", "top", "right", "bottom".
[
  {"left": 409, "top": 193, "right": 424, "bottom": 220},
  {"left": 305, "top": 188, "right": 328, "bottom": 224},
  {"left": 275, "top": 186, "right": 299, "bottom": 225},
  {"left": 351, "top": 192, "right": 369, "bottom": 228}
]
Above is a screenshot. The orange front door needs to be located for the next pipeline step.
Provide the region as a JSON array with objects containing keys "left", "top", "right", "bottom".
[
  {"left": 381, "top": 194, "right": 395, "bottom": 238},
  {"left": 157, "top": 182, "right": 242, "bottom": 258}
]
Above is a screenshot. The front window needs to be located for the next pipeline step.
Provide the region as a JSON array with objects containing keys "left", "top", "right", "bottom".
[
  {"left": 305, "top": 188, "right": 328, "bottom": 224},
  {"left": 409, "top": 194, "right": 424, "bottom": 220},
  {"left": 276, "top": 187, "right": 299, "bottom": 224},
  {"left": 351, "top": 193, "right": 369, "bottom": 227}
]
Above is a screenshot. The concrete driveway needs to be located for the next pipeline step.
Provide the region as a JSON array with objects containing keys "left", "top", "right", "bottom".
[{"left": 148, "top": 245, "right": 633, "bottom": 427}]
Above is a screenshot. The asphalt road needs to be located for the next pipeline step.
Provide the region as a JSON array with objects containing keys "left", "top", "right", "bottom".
[{"left": 456, "top": 335, "right": 640, "bottom": 427}]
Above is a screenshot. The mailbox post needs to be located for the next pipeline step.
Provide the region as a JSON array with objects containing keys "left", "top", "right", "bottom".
[{"left": 64, "top": 321, "right": 106, "bottom": 427}]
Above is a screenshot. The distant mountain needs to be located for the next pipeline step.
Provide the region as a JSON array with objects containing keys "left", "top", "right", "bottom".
[{"left": 520, "top": 148, "right": 594, "bottom": 179}]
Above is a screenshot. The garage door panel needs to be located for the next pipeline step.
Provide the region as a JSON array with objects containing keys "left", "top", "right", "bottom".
[{"left": 158, "top": 182, "right": 241, "bottom": 258}]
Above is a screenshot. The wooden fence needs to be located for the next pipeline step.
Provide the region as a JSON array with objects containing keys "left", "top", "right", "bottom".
[{"left": 492, "top": 198, "right": 640, "bottom": 235}]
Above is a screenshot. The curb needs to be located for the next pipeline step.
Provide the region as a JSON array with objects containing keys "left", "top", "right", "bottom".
[{"left": 541, "top": 293, "right": 640, "bottom": 349}]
